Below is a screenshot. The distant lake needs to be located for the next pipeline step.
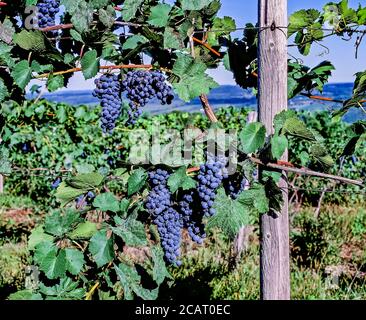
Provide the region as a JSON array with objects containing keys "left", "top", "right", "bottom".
[{"left": 28, "top": 83, "right": 366, "bottom": 123}]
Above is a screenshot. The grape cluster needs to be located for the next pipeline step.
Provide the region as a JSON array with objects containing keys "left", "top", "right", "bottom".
[
  {"left": 21, "top": 142, "right": 31, "bottom": 153},
  {"left": 224, "top": 176, "right": 249, "bottom": 199},
  {"left": 146, "top": 169, "right": 183, "bottom": 266},
  {"left": 197, "top": 155, "right": 228, "bottom": 217},
  {"left": 92, "top": 74, "right": 122, "bottom": 133},
  {"left": 121, "top": 70, "right": 174, "bottom": 125},
  {"left": 51, "top": 177, "right": 61, "bottom": 189},
  {"left": 178, "top": 191, "right": 206, "bottom": 244},
  {"left": 75, "top": 191, "right": 95, "bottom": 209},
  {"left": 37, "top": 0, "right": 60, "bottom": 32}
]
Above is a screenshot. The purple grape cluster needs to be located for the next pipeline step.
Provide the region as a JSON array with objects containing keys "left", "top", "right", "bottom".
[
  {"left": 121, "top": 70, "right": 174, "bottom": 125},
  {"left": 76, "top": 191, "right": 96, "bottom": 209},
  {"left": 197, "top": 155, "right": 228, "bottom": 217},
  {"left": 21, "top": 142, "right": 31, "bottom": 153},
  {"left": 92, "top": 74, "right": 122, "bottom": 133},
  {"left": 225, "top": 176, "right": 249, "bottom": 199},
  {"left": 36, "top": 0, "right": 60, "bottom": 33},
  {"left": 145, "top": 169, "right": 183, "bottom": 266},
  {"left": 51, "top": 177, "right": 61, "bottom": 189},
  {"left": 178, "top": 191, "right": 206, "bottom": 244}
]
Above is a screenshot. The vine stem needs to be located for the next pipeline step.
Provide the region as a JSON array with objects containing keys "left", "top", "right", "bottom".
[
  {"left": 199, "top": 94, "right": 218, "bottom": 122},
  {"left": 300, "top": 93, "right": 366, "bottom": 105},
  {"left": 85, "top": 282, "right": 100, "bottom": 300},
  {"left": 249, "top": 157, "right": 364, "bottom": 187},
  {"left": 35, "top": 64, "right": 153, "bottom": 79},
  {"left": 192, "top": 37, "right": 221, "bottom": 57},
  {"left": 39, "top": 20, "right": 142, "bottom": 32}
]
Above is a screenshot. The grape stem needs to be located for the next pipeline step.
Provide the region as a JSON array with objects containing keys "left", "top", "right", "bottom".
[
  {"left": 192, "top": 36, "right": 221, "bottom": 57},
  {"left": 249, "top": 156, "right": 364, "bottom": 187},
  {"left": 199, "top": 94, "right": 218, "bottom": 122}
]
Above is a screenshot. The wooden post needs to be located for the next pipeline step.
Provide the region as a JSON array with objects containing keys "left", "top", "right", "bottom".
[{"left": 258, "top": 0, "right": 290, "bottom": 299}]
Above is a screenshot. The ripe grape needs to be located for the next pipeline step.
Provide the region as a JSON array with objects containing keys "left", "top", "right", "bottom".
[
  {"left": 121, "top": 70, "right": 174, "bottom": 125},
  {"left": 178, "top": 191, "right": 206, "bottom": 244},
  {"left": 51, "top": 177, "right": 61, "bottom": 189},
  {"left": 224, "top": 176, "right": 249, "bottom": 199},
  {"left": 75, "top": 191, "right": 95, "bottom": 210},
  {"left": 92, "top": 74, "right": 122, "bottom": 133},
  {"left": 197, "top": 155, "right": 228, "bottom": 217},
  {"left": 37, "top": 0, "right": 60, "bottom": 35},
  {"left": 145, "top": 169, "right": 183, "bottom": 266},
  {"left": 21, "top": 142, "right": 31, "bottom": 153}
]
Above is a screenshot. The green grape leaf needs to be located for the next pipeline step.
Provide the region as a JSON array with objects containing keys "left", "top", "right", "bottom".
[
  {"left": 34, "top": 242, "right": 67, "bottom": 279},
  {"left": 68, "top": 221, "right": 98, "bottom": 240},
  {"left": 148, "top": 4, "right": 172, "bottom": 27},
  {"left": 47, "top": 75, "right": 64, "bottom": 92},
  {"left": 164, "top": 27, "right": 184, "bottom": 49},
  {"left": 8, "top": 290, "right": 43, "bottom": 300},
  {"left": 81, "top": 50, "right": 100, "bottom": 80},
  {"left": 28, "top": 225, "right": 54, "bottom": 250},
  {"left": 122, "top": 35, "right": 148, "bottom": 50},
  {"left": 167, "top": 166, "right": 196, "bottom": 193},
  {"left": 271, "top": 134, "right": 288, "bottom": 160},
  {"left": 237, "top": 183, "right": 269, "bottom": 214},
  {"left": 98, "top": 6, "right": 116, "bottom": 28},
  {"left": 181, "top": 0, "right": 214, "bottom": 11},
  {"left": 89, "top": 230, "right": 114, "bottom": 268},
  {"left": 13, "top": 30, "right": 46, "bottom": 51},
  {"left": 93, "top": 192, "right": 120, "bottom": 213},
  {"left": 11, "top": 60, "right": 32, "bottom": 90},
  {"left": 67, "top": 172, "right": 104, "bottom": 189},
  {"left": 239, "top": 122, "right": 266, "bottom": 154},
  {"left": 55, "top": 182, "right": 88, "bottom": 206},
  {"left": 282, "top": 117, "right": 316, "bottom": 141},
  {"left": 127, "top": 168, "right": 147, "bottom": 196},
  {"left": 151, "top": 247, "right": 171, "bottom": 285},
  {"left": 207, "top": 188, "right": 251, "bottom": 239},
  {"left": 65, "top": 248, "right": 85, "bottom": 275},
  {"left": 111, "top": 218, "right": 147, "bottom": 246},
  {"left": 114, "top": 263, "right": 159, "bottom": 300},
  {"left": 172, "top": 53, "right": 218, "bottom": 101},
  {"left": 121, "top": 0, "right": 144, "bottom": 21},
  {"left": 39, "top": 277, "right": 86, "bottom": 300},
  {"left": 44, "top": 209, "right": 81, "bottom": 237}
]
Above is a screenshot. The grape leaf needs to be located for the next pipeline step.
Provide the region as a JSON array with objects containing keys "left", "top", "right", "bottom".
[
  {"left": 11, "top": 60, "right": 32, "bottom": 90},
  {"left": 65, "top": 248, "right": 85, "bottom": 275},
  {"left": 127, "top": 168, "right": 147, "bottom": 196},
  {"left": 81, "top": 50, "right": 100, "bottom": 80},
  {"left": 172, "top": 53, "right": 218, "bottom": 101},
  {"left": 239, "top": 122, "right": 266, "bottom": 154},
  {"left": 181, "top": 0, "right": 214, "bottom": 11},
  {"left": 122, "top": 0, "right": 144, "bottom": 21},
  {"left": 93, "top": 192, "right": 120, "bottom": 213},
  {"left": 89, "top": 230, "right": 114, "bottom": 268},
  {"left": 148, "top": 4, "right": 172, "bottom": 27},
  {"left": 167, "top": 166, "right": 196, "bottom": 193},
  {"left": 207, "top": 188, "right": 251, "bottom": 239},
  {"left": 111, "top": 218, "right": 147, "bottom": 246}
]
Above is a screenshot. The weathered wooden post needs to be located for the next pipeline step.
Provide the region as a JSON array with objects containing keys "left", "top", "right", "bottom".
[{"left": 258, "top": 0, "right": 290, "bottom": 299}]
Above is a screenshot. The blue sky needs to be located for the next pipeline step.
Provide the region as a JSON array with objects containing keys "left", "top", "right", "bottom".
[{"left": 61, "top": 0, "right": 366, "bottom": 90}]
